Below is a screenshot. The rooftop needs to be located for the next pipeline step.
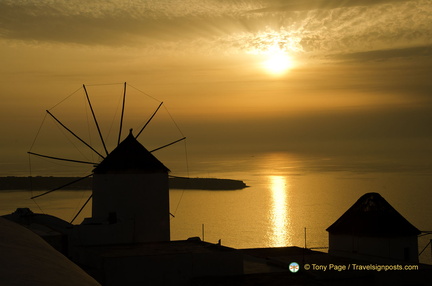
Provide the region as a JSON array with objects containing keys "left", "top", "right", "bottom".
[
  {"left": 93, "top": 130, "right": 169, "bottom": 174},
  {"left": 326, "top": 192, "right": 421, "bottom": 236},
  {"left": 75, "top": 238, "right": 237, "bottom": 258}
]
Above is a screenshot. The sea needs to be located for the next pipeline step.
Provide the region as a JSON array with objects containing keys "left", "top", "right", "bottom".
[{"left": 1, "top": 152, "right": 432, "bottom": 264}]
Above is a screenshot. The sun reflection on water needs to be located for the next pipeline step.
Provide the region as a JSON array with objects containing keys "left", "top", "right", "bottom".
[{"left": 269, "top": 175, "right": 291, "bottom": 247}]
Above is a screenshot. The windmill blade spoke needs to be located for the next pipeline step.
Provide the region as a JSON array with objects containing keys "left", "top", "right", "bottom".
[
  {"left": 46, "top": 110, "right": 105, "bottom": 159},
  {"left": 150, "top": 137, "right": 186, "bottom": 153},
  {"left": 30, "top": 174, "right": 93, "bottom": 199},
  {"left": 70, "top": 194, "right": 92, "bottom": 224},
  {"left": 83, "top": 84, "right": 109, "bottom": 156},
  {"left": 117, "top": 82, "right": 127, "bottom": 146},
  {"left": 28, "top": 152, "right": 97, "bottom": 165},
  {"left": 135, "top": 102, "right": 163, "bottom": 139}
]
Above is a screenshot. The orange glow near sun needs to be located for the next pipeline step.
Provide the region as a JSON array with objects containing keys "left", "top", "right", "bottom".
[
  {"left": 263, "top": 51, "right": 293, "bottom": 75},
  {"left": 244, "top": 30, "right": 300, "bottom": 76}
]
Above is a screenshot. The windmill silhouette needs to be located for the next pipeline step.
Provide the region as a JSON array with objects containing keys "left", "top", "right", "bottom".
[{"left": 27, "top": 83, "right": 186, "bottom": 234}]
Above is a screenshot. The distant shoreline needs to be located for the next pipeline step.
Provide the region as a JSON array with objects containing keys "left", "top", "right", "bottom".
[{"left": 0, "top": 176, "right": 248, "bottom": 191}]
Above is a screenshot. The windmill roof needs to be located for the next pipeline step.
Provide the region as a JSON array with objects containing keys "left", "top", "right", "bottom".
[
  {"left": 326, "top": 192, "right": 420, "bottom": 237},
  {"left": 93, "top": 130, "right": 169, "bottom": 174}
]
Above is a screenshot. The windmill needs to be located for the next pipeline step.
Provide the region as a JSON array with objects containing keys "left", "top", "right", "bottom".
[{"left": 27, "top": 82, "right": 186, "bottom": 245}]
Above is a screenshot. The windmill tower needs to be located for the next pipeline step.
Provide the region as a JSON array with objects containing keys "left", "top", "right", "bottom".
[
  {"left": 327, "top": 192, "right": 421, "bottom": 263},
  {"left": 89, "top": 129, "right": 171, "bottom": 244}
]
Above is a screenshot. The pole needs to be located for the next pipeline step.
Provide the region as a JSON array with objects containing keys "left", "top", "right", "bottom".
[
  {"left": 304, "top": 227, "right": 307, "bottom": 249},
  {"left": 303, "top": 227, "right": 307, "bottom": 265}
]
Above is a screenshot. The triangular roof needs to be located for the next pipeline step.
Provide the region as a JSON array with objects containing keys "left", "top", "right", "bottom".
[
  {"left": 93, "top": 130, "right": 170, "bottom": 174},
  {"left": 326, "top": 192, "right": 420, "bottom": 237}
]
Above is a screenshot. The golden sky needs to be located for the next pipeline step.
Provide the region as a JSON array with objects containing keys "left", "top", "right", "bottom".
[{"left": 1, "top": 0, "right": 432, "bottom": 175}]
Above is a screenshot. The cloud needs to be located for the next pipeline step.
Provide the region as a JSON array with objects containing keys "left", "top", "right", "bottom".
[
  {"left": 331, "top": 45, "right": 432, "bottom": 62},
  {"left": 1, "top": 0, "right": 431, "bottom": 59},
  {"left": 247, "top": 0, "right": 410, "bottom": 13},
  {"left": 0, "top": 0, "right": 260, "bottom": 45}
]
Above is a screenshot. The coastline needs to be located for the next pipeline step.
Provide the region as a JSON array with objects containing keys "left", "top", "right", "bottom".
[{"left": 0, "top": 176, "right": 248, "bottom": 191}]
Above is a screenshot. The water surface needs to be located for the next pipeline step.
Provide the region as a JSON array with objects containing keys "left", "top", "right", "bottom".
[{"left": 1, "top": 154, "right": 431, "bottom": 264}]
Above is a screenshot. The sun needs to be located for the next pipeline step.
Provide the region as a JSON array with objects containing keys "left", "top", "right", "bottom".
[
  {"left": 263, "top": 52, "right": 293, "bottom": 75},
  {"left": 244, "top": 30, "right": 301, "bottom": 76}
]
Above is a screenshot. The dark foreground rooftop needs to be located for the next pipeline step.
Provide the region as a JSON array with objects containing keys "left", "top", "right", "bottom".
[
  {"left": 72, "top": 238, "right": 243, "bottom": 286},
  {"left": 235, "top": 246, "right": 432, "bottom": 286},
  {"left": 72, "top": 240, "right": 432, "bottom": 286}
]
